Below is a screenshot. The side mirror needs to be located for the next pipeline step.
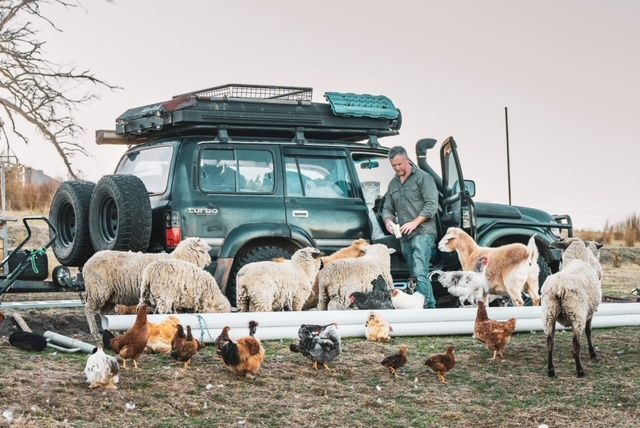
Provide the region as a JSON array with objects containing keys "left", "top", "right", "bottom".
[{"left": 464, "top": 180, "right": 476, "bottom": 197}]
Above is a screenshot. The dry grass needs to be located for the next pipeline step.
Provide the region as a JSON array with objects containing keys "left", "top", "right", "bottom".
[{"left": 577, "top": 213, "right": 640, "bottom": 247}]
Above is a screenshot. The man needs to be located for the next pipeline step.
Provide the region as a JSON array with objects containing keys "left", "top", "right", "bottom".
[{"left": 382, "top": 146, "right": 439, "bottom": 308}]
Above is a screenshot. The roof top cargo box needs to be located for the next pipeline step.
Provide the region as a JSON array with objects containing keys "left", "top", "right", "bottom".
[{"left": 106, "top": 84, "right": 402, "bottom": 144}]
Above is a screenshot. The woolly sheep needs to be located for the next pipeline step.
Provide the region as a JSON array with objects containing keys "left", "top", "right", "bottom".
[
  {"left": 317, "top": 243, "right": 395, "bottom": 311},
  {"left": 237, "top": 247, "right": 323, "bottom": 312},
  {"left": 82, "top": 237, "right": 211, "bottom": 336},
  {"left": 541, "top": 239, "right": 603, "bottom": 378},
  {"left": 140, "top": 259, "right": 231, "bottom": 314}
]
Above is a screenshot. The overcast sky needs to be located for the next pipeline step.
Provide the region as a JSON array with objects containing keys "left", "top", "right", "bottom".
[{"left": 5, "top": 0, "right": 639, "bottom": 230}]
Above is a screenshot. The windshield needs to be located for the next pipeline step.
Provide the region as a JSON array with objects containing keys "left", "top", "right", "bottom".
[{"left": 116, "top": 145, "right": 174, "bottom": 194}]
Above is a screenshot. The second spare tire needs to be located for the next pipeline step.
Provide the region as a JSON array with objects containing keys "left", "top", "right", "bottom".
[{"left": 89, "top": 175, "right": 152, "bottom": 252}]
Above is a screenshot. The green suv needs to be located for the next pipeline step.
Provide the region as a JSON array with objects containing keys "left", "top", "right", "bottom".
[{"left": 49, "top": 84, "right": 573, "bottom": 306}]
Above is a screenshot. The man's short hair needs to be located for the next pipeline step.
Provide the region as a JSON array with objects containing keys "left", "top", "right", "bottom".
[{"left": 388, "top": 146, "right": 408, "bottom": 160}]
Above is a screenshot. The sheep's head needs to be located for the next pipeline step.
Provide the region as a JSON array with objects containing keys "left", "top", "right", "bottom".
[
  {"left": 172, "top": 237, "right": 212, "bottom": 269},
  {"left": 438, "top": 227, "right": 465, "bottom": 252},
  {"left": 363, "top": 244, "right": 396, "bottom": 257},
  {"left": 351, "top": 238, "right": 371, "bottom": 254}
]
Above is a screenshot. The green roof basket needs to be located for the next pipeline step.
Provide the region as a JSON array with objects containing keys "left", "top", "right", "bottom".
[{"left": 325, "top": 92, "right": 400, "bottom": 120}]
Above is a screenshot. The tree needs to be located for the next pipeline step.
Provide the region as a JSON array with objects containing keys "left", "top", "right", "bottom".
[{"left": 0, "top": 0, "right": 116, "bottom": 179}]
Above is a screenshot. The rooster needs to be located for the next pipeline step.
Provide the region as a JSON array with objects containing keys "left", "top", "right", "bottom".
[
  {"left": 289, "top": 323, "right": 341, "bottom": 371},
  {"left": 102, "top": 304, "right": 149, "bottom": 369},
  {"left": 381, "top": 345, "right": 408, "bottom": 376},
  {"left": 348, "top": 275, "right": 394, "bottom": 310},
  {"left": 429, "top": 257, "right": 489, "bottom": 306},
  {"left": 220, "top": 321, "right": 265, "bottom": 379},
  {"left": 474, "top": 300, "right": 516, "bottom": 361},
  {"left": 391, "top": 288, "right": 425, "bottom": 309},
  {"left": 84, "top": 347, "right": 120, "bottom": 390},
  {"left": 425, "top": 346, "right": 456, "bottom": 384}
]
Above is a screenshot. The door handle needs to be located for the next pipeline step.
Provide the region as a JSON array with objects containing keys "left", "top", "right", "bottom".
[{"left": 292, "top": 210, "right": 309, "bottom": 218}]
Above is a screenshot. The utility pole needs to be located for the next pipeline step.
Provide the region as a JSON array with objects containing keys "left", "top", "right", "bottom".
[{"left": 504, "top": 106, "right": 512, "bottom": 206}]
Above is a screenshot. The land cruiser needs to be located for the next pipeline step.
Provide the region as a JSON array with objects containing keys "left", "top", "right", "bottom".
[{"left": 48, "top": 84, "right": 573, "bottom": 306}]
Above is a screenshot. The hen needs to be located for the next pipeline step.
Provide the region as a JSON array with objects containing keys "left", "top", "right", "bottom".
[
  {"left": 220, "top": 321, "right": 265, "bottom": 379},
  {"left": 84, "top": 347, "right": 120, "bottom": 390},
  {"left": 348, "top": 274, "right": 394, "bottom": 310},
  {"left": 425, "top": 346, "right": 456, "bottom": 384},
  {"left": 381, "top": 345, "right": 408, "bottom": 376},
  {"left": 146, "top": 316, "right": 180, "bottom": 354},
  {"left": 391, "top": 288, "right": 425, "bottom": 309},
  {"left": 474, "top": 300, "right": 516, "bottom": 361},
  {"left": 102, "top": 304, "right": 149, "bottom": 369},
  {"left": 365, "top": 311, "right": 393, "bottom": 342},
  {"left": 172, "top": 325, "right": 203, "bottom": 369},
  {"left": 429, "top": 257, "right": 489, "bottom": 306},
  {"left": 289, "top": 323, "right": 341, "bottom": 370},
  {"left": 170, "top": 324, "right": 186, "bottom": 355},
  {"left": 214, "top": 326, "right": 232, "bottom": 354}
]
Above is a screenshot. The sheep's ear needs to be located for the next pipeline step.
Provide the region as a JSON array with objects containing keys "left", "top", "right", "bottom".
[
  {"left": 550, "top": 240, "right": 571, "bottom": 250},
  {"left": 594, "top": 241, "right": 604, "bottom": 249},
  {"left": 387, "top": 248, "right": 396, "bottom": 254}
]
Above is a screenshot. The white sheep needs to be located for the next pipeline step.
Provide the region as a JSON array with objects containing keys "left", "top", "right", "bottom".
[
  {"left": 140, "top": 259, "right": 231, "bottom": 314},
  {"left": 541, "top": 239, "right": 603, "bottom": 378},
  {"left": 82, "top": 237, "right": 211, "bottom": 336},
  {"left": 236, "top": 247, "right": 323, "bottom": 312},
  {"left": 317, "top": 244, "right": 395, "bottom": 311}
]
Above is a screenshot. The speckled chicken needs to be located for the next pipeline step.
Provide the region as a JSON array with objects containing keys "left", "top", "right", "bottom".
[
  {"left": 289, "top": 323, "right": 341, "bottom": 370},
  {"left": 348, "top": 274, "right": 394, "bottom": 310},
  {"left": 425, "top": 346, "right": 456, "bottom": 384}
]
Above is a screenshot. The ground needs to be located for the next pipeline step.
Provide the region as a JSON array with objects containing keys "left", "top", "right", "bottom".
[{"left": 1, "top": 218, "right": 639, "bottom": 426}]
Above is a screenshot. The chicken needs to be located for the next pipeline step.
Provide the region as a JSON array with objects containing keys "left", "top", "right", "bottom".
[
  {"left": 102, "top": 304, "right": 149, "bottom": 369},
  {"left": 474, "top": 300, "right": 516, "bottom": 361},
  {"left": 425, "top": 346, "right": 456, "bottom": 384},
  {"left": 289, "top": 323, "right": 342, "bottom": 370},
  {"left": 220, "top": 321, "right": 265, "bottom": 379},
  {"left": 365, "top": 311, "right": 393, "bottom": 342},
  {"left": 170, "top": 324, "right": 186, "bottom": 356},
  {"left": 348, "top": 274, "right": 394, "bottom": 310},
  {"left": 114, "top": 304, "right": 138, "bottom": 315},
  {"left": 84, "top": 347, "right": 120, "bottom": 390},
  {"left": 391, "top": 288, "right": 425, "bottom": 309},
  {"left": 0, "top": 311, "right": 5, "bottom": 326},
  {"left": 214, "top": 326, "right": 232, "bottom": 354},
  {"left": 172, "top": 325, "right": 203, "bottom": 369},
  {"left": 381, "top": 345, "right": 408, "bottom": 376},
  {"left": 429, "top": 258, "right": 489, "bottom": 307},
  {"left": 146, "top": 316, "right": 180, "bottom": 354}
]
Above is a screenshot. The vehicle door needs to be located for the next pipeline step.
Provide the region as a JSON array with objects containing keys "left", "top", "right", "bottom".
[
  {"left": 439, "top": 136, "right": 477, "bottom": 238},
  {"left": 189, "top": 143, "right": 285, "bottom": 254},
  {"left": 283, "top": 147, "right": 369, "bottom": 255}
]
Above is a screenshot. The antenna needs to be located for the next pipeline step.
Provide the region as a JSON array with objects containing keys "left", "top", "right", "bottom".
[{"left": 504, "top": 106, "right": 512, "bottom": 206}]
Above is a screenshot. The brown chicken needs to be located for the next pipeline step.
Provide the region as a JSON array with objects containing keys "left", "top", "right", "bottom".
[
  {"left": 381, "top": 345, "right": 408, "bottom": 376},
  {"left": 214, "top": 326, "right": 232, "bottom": 354},
  {"left": 172, "top": 325, "right": 203, "bottom": 369},
  {"left": 220, "top": 321, "right": 265, "bottom": 379},
  {"left": 474, "top": 300, "right": 517, "bottom": 361},
  {"left": 171, "top": 324, "right": 186, "bottom": 354},
  {"left": 0, "top": 311, "right": 4, "bottom": 326},
  {"left": 105, "top": 304, "right": 149, "bottom": 369},
  {"left": 146, "top": 316, "right": 180, "bottom": 354},
  {"left": 114, "top": 304, "right": 138, "bottom": 315},
  {"left": 425, "top": 346, "right": 456, "bottom": 384}
]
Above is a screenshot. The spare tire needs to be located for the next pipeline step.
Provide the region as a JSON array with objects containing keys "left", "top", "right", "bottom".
[
  {"left": 49, "top": 180, "right": 95, "bottom": 266},
  {"left": 89, "top": 175, "right": 152, "bottom": 252}
]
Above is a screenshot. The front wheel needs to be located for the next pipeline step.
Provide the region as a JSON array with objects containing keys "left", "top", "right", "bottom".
[{"left": 226, "top": 246, "right": 293, "bottom": 306}]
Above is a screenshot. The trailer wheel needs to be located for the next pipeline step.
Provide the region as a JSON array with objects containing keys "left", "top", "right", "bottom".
[
  {"left": 49, "top": 180, "right": 95, "bottom": 266},
  {"left": 89, "top": 175, "right": 152, "bottom": 252}
]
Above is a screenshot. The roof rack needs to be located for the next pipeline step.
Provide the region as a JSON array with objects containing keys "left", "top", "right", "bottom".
[{"left": 173, "top": 84, "right": 313, "bottom": 101}]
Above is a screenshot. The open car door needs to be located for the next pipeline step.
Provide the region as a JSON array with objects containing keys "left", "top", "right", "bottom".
[{"left": 439, "top": 137, "right": 477, "bottom": 238}]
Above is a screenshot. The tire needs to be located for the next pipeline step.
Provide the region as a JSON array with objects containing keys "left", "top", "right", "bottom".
[
  {"left": 49, "top": 180, "right": 95, "bottom": 266},
  {"left": 89, "top": 175, "right": 152, "bottom": 252},
  {"left": 226, "top": 246, "right": 293, "bottom": 306}
]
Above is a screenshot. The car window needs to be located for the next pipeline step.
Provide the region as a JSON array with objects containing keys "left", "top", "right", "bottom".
[
  {"left": 200, "top": 148, "right": 274, "bottom": 193},
  {"left": 284, "top": 156, "right": 354, "bottom": 198},
  {"left": 351, "top": 152, "right": 395, "bottom": 206},
  {"left": 116, "top": 145, "right": 174, "bottom": 194}
]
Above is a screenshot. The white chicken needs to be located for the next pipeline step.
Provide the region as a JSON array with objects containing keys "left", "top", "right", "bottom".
[
  {"left": 391, "top": 288, "right": 425, "bottom": 309},
  {"left": 429, "top": 257, "right": 489, "bottom": 306},
  {"left": 84, "top": 347, "right": 120, "bottom": 390}
]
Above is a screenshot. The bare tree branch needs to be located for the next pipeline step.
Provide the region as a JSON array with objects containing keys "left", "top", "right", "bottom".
[{"left": 0, "top": 0, "right": 119, "bottom": 178}]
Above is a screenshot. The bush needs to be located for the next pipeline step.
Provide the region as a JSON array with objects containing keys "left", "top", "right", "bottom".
[{"left": 4, "top": 167, "right": 60, "bottom": 212}]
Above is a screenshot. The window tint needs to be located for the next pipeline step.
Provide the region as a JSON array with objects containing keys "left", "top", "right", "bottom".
[
  {"left": 285, "top": 156, "right": 354, "bottom": 198},
  {"left": 200, "top": 149, "right": 274, "bottom": 193},
  {"left": 116, "top": 145, "right": 173, "bottom": 194}
]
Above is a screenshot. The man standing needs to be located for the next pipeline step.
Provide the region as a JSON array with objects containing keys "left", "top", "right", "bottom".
[{"left": 382, "top": 146, "right": 439, "bottom": 308}]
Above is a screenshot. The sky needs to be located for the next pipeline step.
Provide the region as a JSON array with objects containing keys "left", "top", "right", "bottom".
[{"left": 4, "top": 0, "right": 639, "bottom": 230}]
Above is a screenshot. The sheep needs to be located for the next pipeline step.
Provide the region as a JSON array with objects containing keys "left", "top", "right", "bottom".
[
  {"left": 437, "top": 227, "right": 540, "bottom": 306},
  {"left": 317, "top": 243, "right": 396, "bottom": 311},
  {"left": 542, "top": 239, "right": 603, "bottom": 378},
  {"left": 236, "top": 247, "right": 323, "bottom": 312},
  {"left": 82, "top": 237, "right": 212, "bottom": 336},
  {"left": 303, "top": 238, "right": 370, "bottom": 310}
]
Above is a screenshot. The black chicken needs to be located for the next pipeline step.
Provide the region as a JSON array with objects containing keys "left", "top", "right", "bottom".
[
  {"left": 381, "top": 345, "right": 409, "bottom": 377},
  {"left": 289, "top": 323, "right": 341, "bottom": 370},
  {"left": 348, "top": 274, "right": 394, "bottom": 310}
]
